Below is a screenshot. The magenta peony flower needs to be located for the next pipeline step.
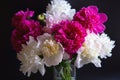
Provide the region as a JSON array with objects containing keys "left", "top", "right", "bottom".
[
  {"left": 11, "top": 9, "right": 42, "bottom": 52},
  {"left": 74, "top": 6, "right": 108, "bottom": 34},
  {"left": 12, "top": 9, "right": 34, "bottom": 30},
  {"left": 52, "top": 21, "right": 87, "bottom": 56}
]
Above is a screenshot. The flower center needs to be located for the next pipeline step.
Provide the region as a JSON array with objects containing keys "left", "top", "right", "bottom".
[
  {"left": 81, "top": 43, "right": 99, "bottom": 59},
  {"left": 81, "top": 48, "right": 92, "bottom": 59},
  {"left": 41, "top": 39, "right": 59, "bottom": 57}
]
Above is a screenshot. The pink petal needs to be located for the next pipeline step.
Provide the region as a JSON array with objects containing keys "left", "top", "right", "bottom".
[
  {"left": 88, "top": 5, "right": 98, "bottom": 13},
  {"left": 96, "top": 24, "right": 106, "bottom": 33},
  {"left": 99, "top": 13, "right": 108, "bottom": 23}
]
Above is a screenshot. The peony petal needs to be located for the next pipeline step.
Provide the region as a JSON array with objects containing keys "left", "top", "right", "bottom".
[
  {"left": 99, "top": 13, "right": 108, "bottom": 23},
  {"left": 99, "top": 33, "right": 115, "bottom": 59},
  {"left": 39, "top": 63, "right": 46, "bottom": 76},
  {"left": 88, "top": 5, "right": 98, "bottom": 13},
  {"left": 94, "top": 24, "right": 105, "bottom": 34},
  {"left": 63, "top": 52, "right": 70, "bottom": 60},
  {"left": 44, "top": 51, "right": 63, "bottom": 67},
  {"left": 17, "top": 36, "right": 45, "bottom": 77},
  {"left": 45, "top": 0, "right": 76, "bottom": 28},
  {"left": 74, "top": 53, "right": 82, "bottom": 68},
  {"left": 44, "top": 42, "right": 64, "bottom": 67},
  {"left": 91, "top": 58, "right": 101, "bottom": 67},
  {"left": 74, "top": 5, "right": 108, "bottom": 34}
]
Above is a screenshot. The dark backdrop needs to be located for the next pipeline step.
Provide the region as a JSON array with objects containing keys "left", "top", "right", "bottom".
[{"left": 0, "top": 0, "right": 120, "bottom": 80}]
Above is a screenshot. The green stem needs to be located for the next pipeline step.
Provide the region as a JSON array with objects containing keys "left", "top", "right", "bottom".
[
  {"left": 59, "top": 60, "right": 72, "bottom": 80},
  {"left": 54, "top": 55, "right": 77, "bottom": 80}
]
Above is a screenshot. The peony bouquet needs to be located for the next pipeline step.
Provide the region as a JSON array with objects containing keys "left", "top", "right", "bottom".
[{"left": 11, "top": 0, "right": 115, "bottom": 80}]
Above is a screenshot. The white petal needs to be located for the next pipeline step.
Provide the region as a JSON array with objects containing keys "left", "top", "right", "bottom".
[
  {"left": 91, "top": 58, "right": 101, "bottom": 67},
  {"left": 44, "top": 50, "right": 63, "bottom": 67},
  {"left": 63, "top": 52, "right": 70, "bottom": 60},
  {"left": 38, "top": 33, "right": 64, "bottom": 67},
  {"left": 17, "top": 36, "right": 45, "bottom": 77},
  {"left": 45, "top": 0, "right": 76, "bottom": 27},
  {"left": 74, "top": 53, "right": 82, "bottom": 68},
  {"left": 99, "top": 33, "right": 115, "bottom": 59},
  {"left": 75, "top": 32, "right": 102, "bottom": 68},
  {"left": 44, "top": 42, "right": 64, "bottom": 67},
  {"left": 39, "top": 63, "right": 46, "bottom": 76}
]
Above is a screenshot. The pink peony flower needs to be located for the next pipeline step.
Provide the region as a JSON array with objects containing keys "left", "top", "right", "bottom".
[
  {"left": 12, "top": 9, "right": 34, "bottom": 30},
  {"left": 74, "top": 6, "right": 108, "bottom": 34},
  {"left": 11, "top": 9, "right": 42, "bottom": 52},
  {"left": 52, "top": 21, "right": 87, "bottom": 56}
]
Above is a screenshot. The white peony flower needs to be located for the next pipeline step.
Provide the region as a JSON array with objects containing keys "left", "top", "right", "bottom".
[
  {"left": 45, "top": 0, "right": 76, "bottom": 28},
  {"left": 37, "top": 33, "right": 64, "bottom": 67},
  {"left": 75, "top": 32, "right": 102, "bottom": 68},
  {"left": 17, "top": 36, "right": 45, "bottom": 77},
  {"left": 99, "top": 33, "right": 115, "bottom": 59},
  {"left": 75, "top": 32, "right": 115, "bottom": 69}
]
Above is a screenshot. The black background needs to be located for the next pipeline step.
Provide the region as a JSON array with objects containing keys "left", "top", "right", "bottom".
[{"left": 0, "top": 0, "right": 120, "bottom": 80}]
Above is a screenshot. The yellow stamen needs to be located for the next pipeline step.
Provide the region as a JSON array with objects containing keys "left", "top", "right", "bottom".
[{"left": 41, "top": 40, "right": 59, "bottom": 57}]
